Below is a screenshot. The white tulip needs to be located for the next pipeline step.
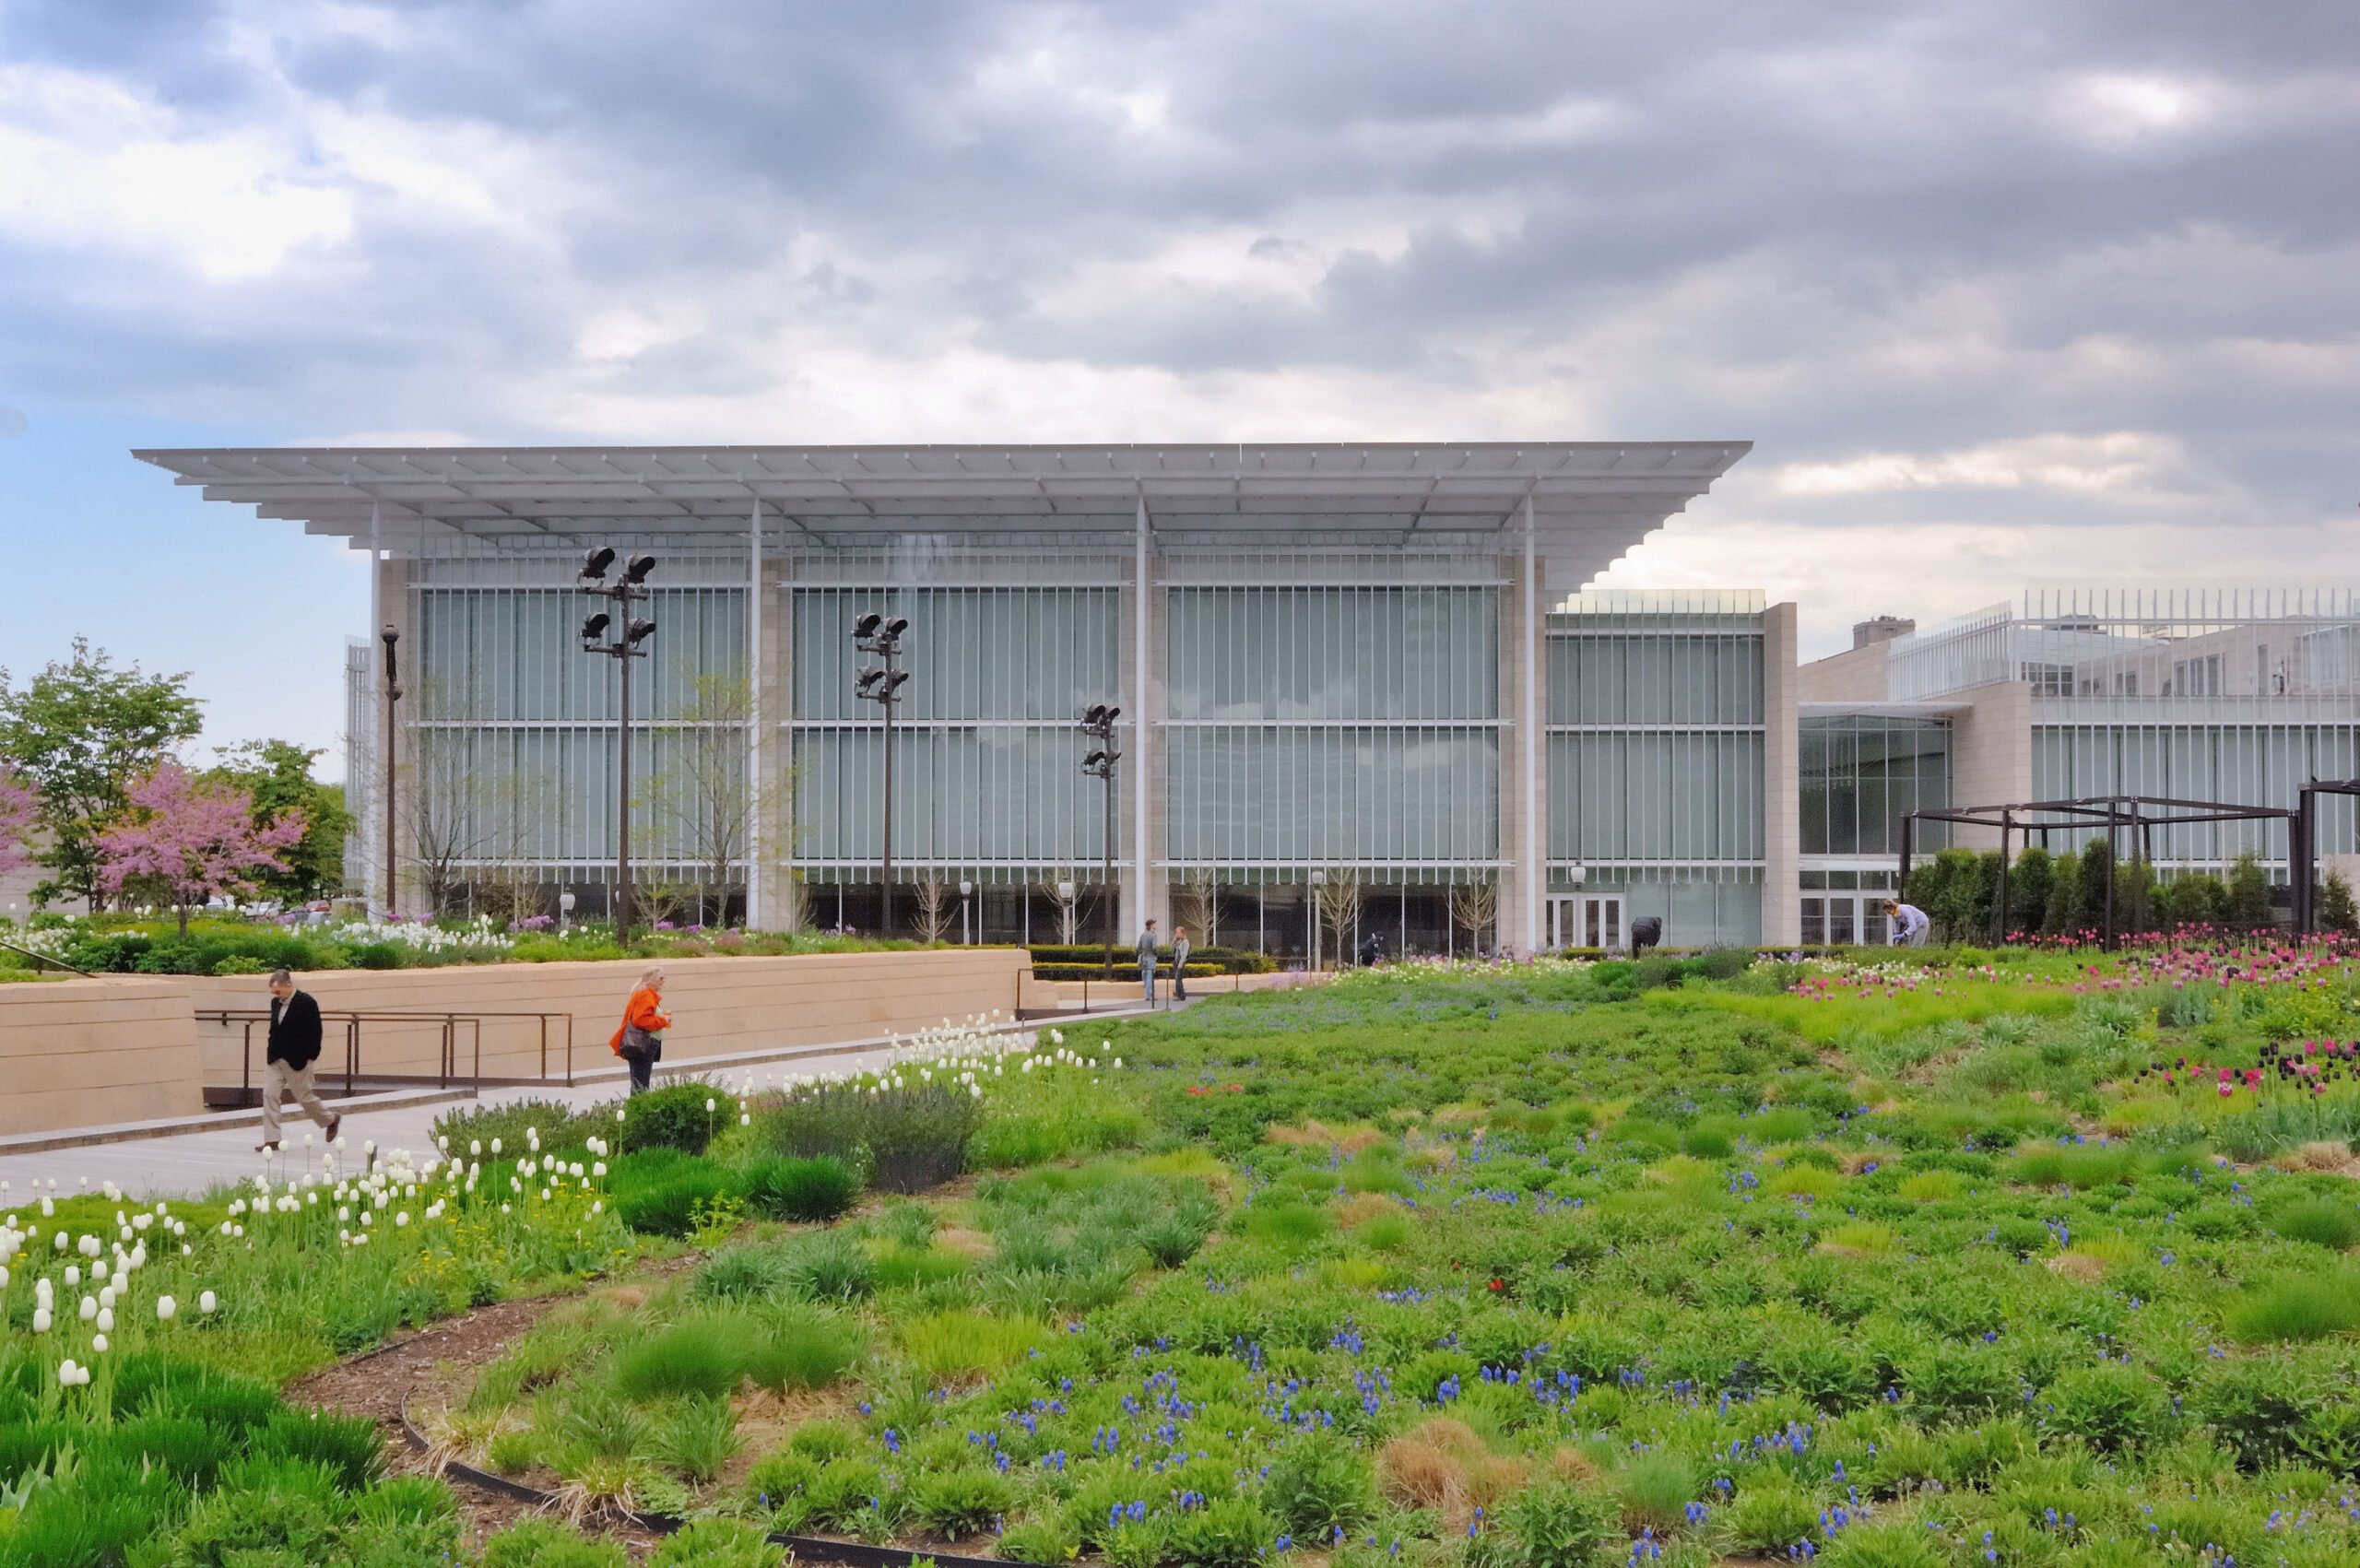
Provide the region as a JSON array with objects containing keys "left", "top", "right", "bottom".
[
  {"left": 200, "top": 1290, "right": 218, "bottom": 1315},
  {"left": 157, "top": 1295, "right": 176, "bottom": 1321},
  {"left": 31, "top": 1307, "right": 51, "bottom": 1333},
  {"left": 91, "top": 1333, "right": 108, "bottom": 1353},
  {"left": 97, "top": 1307, "right": 114, "bottom": 1333},
  {"left": 64, "top": 1265, "right": 78, "bottom": 1287},
  {"left": 56, "top": 1358, "right": 78, "bottom": 1385},
  {"left": 77, "top": 1297, "right": 96, "bottom": 1322}
]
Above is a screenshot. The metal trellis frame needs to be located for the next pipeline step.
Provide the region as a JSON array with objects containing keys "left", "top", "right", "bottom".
[{"left": 1900, "top": 795, "right": 2302, "bottom": 950}]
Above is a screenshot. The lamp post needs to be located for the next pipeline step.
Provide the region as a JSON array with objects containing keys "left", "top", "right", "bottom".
[
  {"left": 1080, "top": 704, "right": 1122, "bottom": 975},
  {"left": 959, "top": 878, "right": 974, "bottom": 945},
  {"left": 379, "top": 625, "right": 402, "bottom": 920},
  {"left": 853, "top": 613, "right": 911, "bottom": 936},
  {"left": 579, "top": 548, "right": 658, "bottom": 947}
]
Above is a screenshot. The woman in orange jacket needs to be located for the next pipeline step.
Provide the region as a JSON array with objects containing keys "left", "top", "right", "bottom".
[{"left": 610, "top": 966, "right": 673, "bottom": 1095}]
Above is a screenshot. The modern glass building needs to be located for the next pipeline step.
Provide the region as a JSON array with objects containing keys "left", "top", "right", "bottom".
[
  {"left": 139, "top": 442, "right": 1783, "bottom": 953},
  {"left": 1798, "top": 588, "right": 2360, "bottom": 937}
]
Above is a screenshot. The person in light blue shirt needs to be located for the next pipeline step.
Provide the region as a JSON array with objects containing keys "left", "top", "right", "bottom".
[
  {"left": 1886, "top": 901, "right": 1930, "bottom": 946},
  {"left": 1136, "top": 919, "right": 1160, "bottom": 1003}
]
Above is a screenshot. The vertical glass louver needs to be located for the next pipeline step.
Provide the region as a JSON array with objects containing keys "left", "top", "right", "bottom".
[
  {"left": 785, "top": 585, "right": 1121, "bottom": 879},
  {"left": 1162, "top": 585, "right": 1499, "bottom": 875}
]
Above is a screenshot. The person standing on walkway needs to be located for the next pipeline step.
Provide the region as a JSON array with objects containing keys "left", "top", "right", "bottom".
[
  {"left": 1171, "top": 925, "right": 1192, "bottom": 1002},
  {"left": 259, "top": 969, "right": 338, "bottom": 1152},
  {"left": 1136, "top": 919, "right": 1160, "bottom": 1005},
  {"left": 611, "top": 966, "right": 673, "bottom": 1095}
]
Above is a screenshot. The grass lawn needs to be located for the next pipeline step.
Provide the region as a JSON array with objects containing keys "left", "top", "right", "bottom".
[{"left": 9, "top": 940, "right": 2360, "bottom": 1566}]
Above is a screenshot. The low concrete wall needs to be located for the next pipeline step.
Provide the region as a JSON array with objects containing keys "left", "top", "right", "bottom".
[
  {"left": 1017, "top": 969, "right": 1326, "bottom": 1014},
  {"left": 0, "top": 978, "right": 203, "bottom": 1136},
  {"left": 187, "top": 948, "right": 1031, "bottom": 1089}
]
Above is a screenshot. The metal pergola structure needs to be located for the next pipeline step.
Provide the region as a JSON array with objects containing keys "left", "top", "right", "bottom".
[
  {"left": 1900, "top": 795, "right": 2302, "bottom": 950},
  {"left": 2295, "top": 780, "right": 2360, "bottom": 934}
]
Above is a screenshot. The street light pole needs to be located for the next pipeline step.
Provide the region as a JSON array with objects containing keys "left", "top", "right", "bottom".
[
  {"left": 579, "top": 549, "right": 658, "bottom": 947},
  {"left": 853, "top": 613, "right": 911, "bottom": 937},
  {"left": 380, "top": 625, "right": 402, "bottom": 919},
  {"left": 1080, "top": 704, "right": 1123, "bottom": 975}
]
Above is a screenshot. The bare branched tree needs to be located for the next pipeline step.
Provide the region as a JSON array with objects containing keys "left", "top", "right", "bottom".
[
  {"left": 638, "top": 674, "right": 781, "bottom": 928},
  {"left": 1450, "top": 875, "right": 1498, "bottom": 952},
  {"left": 1176, "top": 868, "right": 1220, "bottom": 948},
  {"left": 1316, "top": 868, "right": 1362, "bottom": 969},
  {"left": 402, "top": 729, "right": 548, "bottom": 917},
  {"left": 913, "top": 876, "right": 955, "bottom": 944}
]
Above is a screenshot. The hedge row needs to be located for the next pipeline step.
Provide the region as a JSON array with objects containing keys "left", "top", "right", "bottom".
[{"left": 1025, "top": 944, "right": 1276, "bottom": 973}]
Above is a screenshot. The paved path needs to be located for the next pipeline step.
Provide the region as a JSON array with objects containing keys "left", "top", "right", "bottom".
[{"left": 0, "top": 1041, "right": 902, "bottom": 1202}]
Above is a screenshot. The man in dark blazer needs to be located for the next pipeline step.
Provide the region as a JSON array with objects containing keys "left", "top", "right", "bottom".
[{"left": 260, "top": 969, "right": 339, "bottom": 1151}]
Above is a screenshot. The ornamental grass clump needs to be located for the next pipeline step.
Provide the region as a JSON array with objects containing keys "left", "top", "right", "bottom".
[
  {"left": 2225, "top": 1271, "right": 2360, "bottom": 1343},
  {"left": 738, "top": 1155, "right": 859, "bottom": 1222},
  {"left": 2267, "top": 1195, "right": 2360, "bottom": 1250}
]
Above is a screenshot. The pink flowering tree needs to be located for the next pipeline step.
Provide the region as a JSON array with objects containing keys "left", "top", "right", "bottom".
[
  {"left": 0, "top": 765, "right": 34, "bottom": 879},
  {"left": 95, "top": 762, "right": 305, "bottom": 936}
]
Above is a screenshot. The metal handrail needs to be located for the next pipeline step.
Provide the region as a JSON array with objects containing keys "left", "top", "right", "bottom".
[
  {"left": 196, "top": 1007, "right": 576, "bottom": 1101},
  {"left": 0, "top": 937, "right": 93, "bottom": 977}
]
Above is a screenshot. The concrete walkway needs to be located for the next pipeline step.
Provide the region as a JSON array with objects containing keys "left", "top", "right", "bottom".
[{"left": 0, "top": 1001, "right": 1171, "bottom": 1203}]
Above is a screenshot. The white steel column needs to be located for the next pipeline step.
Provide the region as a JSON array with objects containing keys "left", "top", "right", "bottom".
[
  {"left": 1522, "top": 495, "right": 1541, "bottom": 954},
  {"left": 747, "top": 498, "right": 763, "bottom": 928},
  {"left": 1131, "top": 494, "right": 1150, "bottom": 938},
  {"left": 367, "top": 497, "right": 384, "bottom": 918}
]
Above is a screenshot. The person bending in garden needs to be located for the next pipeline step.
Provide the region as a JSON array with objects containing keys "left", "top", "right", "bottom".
[
  {"left": 1886, "top": 900, "right": 1931, "bottom": 947},
  {"left": 611, "top": 966, "right": 673, "bottom": 1095},
  {"left": 1136, "top": 919, "right": 1160, "bottom": 1005},
  {"left": 259, "top": 969, "right": 338, "bottom": 1152}
]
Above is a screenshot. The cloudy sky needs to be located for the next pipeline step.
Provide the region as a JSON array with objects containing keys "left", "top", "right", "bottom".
[{"left": 2, "top": 0, "right": 2355, "bottom": 772}]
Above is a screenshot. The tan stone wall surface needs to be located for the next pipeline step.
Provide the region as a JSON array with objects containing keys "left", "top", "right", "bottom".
[
  {"left": 0, "top": 977, "right": 203, "bottom": 1135},
  {"left": 1797, "top": 642, "right": 1893, "bottom": 702},
  {"left": 185, "top": 947, "right": 1031, "bottom": 1088}
]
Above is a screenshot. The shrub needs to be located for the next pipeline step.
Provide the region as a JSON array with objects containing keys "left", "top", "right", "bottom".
[
  {"left": 483, "top": 1520, "right": 631, "bottom": 1568},
  {"left": 618, "top": 1083, "right": 727, "bottom": 1155},
  {"left": 2226, "top": 1273, "right": 2360, "bottom": 1344},
  {"left": 1613, "top": 1451, "right": 1697, "bottom": 1534},
  {"left": 431, "top": 1099, "right": 589, "bottom": 1158},
  {"left": 899, "top": 1309, "right": 1051, "bottom": 1380},
  {"left": 647, "top": 1518, "right": 785, "bottom": 1568},
  {"left": 249, "top": 1409, "right": 385, "bottom": 1491},
  {"left": 746, "top": 1080, "right": 981, "bottom": 1192},
  {"left": 652, "top": 1397, "right": 741, "bottom": 1482},
  {"left": 1818, "top": 1519, "right": 1950, "bottom": 1568},
  {"left": 2039, "top": 1362, "right": 2169, "bottom": 1452},
  {"left": 1723, "top": 1480, "right": 1822, "bottom": 1555},
  {"left": 908, "top": 1468, "right": 1017, "bottom": 1539},
  {"left": 610, "top": 1155, "right": 736, "bottom": 1238},
  {"left": 998, "top": 1515, "right": 1081, "bottom": 1564},
  {"left": 695, "top": 1244, "right": 793, "bottom": 1302},
  {"left": 739, "top": 1312, "right": 865, "bottom": 1392},
  {"left": 778, "top": 1231, "right": 876, "bottom": 1301},
  {"left": 1239, "top": 1199, "right": 1332, "bottom": 1253},
  {"left": 1504, "top": 1480, "right": 1621, "bottom": 1568},
  {"left": 1263, "top": 1431, "right": 1377, "bottom": 1538},
  {"left": 2270, "top": 1197, "right": 2360, "bottom": 1251},
  {"left": 612, "top": 1320, "right": 749, "bottom": 1401},
  {"left": 1166, "top": 1495, "right": 1280, "bottom": 1568},
  {"left": 740, "top": 1155, "right": 860, "bottom": 1222}
]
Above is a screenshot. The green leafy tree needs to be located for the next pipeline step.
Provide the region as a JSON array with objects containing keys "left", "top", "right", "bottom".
[
  {"left": 207, "top": 739, "right": 352, "bottom": 902},
  {"left": 2007, "top": 845, "right": 2053, "bottom": 940},
  {"left": 2075, "top": 836, "right": 2116, "bottom": 937},
  {"left": 2319, "top": 870, "right": 2360, "bottom": 937},
  {"left": 2113, "top": 855, "right": 2157, "bottom": 937},
  {"left": 2161, "top": 871, "right": 2228, "bottom": 929},
  {"left": 2041, "top": 851, "right": 2081, "bottom": 937},
  {"left": 0, "top": 639, "right": 203, "bottom": 909},
  {"left": 2227, "top": 851, "right": 2274, "bottom": 931}
]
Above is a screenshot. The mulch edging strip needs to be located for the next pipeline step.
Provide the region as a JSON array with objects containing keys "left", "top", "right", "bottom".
[{"left": 399, "top": 1391, "right": 1044, "bottom": 1568}]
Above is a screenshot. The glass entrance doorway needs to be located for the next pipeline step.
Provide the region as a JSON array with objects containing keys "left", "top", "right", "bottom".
[
  {"left": 1800, "top": 894, "right": 1890, "bottom": 947},
  {"left": 1548, "top": 895, "right": 1625, "bottom": 951}
]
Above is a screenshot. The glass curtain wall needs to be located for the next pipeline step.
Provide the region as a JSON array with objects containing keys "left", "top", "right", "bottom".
[
  {"left": 2032, "top": 723, "right": 2360, "bottom": 865},
  {"left": 1544, "top": 596, "right": 1766, "bottom": 947},
  {"left": 786, "top": 585, "right": 1122, "bottom": 884},
  {"left": 1800, "top": 713, "right": 1952, "bottom": 855},
  {"left": 1163, "top": 584, "right": 1499, "bottom": 878},
  {"left": 411, "top": 581, "right": 748, "bottom": 881}
]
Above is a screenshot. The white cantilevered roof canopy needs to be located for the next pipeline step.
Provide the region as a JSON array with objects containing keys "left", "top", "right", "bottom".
[{"left": 134, "top": 442, "right": 1749, "bottom": 592}]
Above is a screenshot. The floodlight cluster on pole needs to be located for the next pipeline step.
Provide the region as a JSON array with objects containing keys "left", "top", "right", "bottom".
[
  {"left": 379, "top": 624, "right": 402, "bottom": 919},
  {"left": 1080, "top": 703, "right": 1122, "bottom": 974},
  {"left": 579, "top": 548, "right": 658, "bottom": 946},
  {"left": 854, "top": 612, "right": 912, "bottom": 935}
]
